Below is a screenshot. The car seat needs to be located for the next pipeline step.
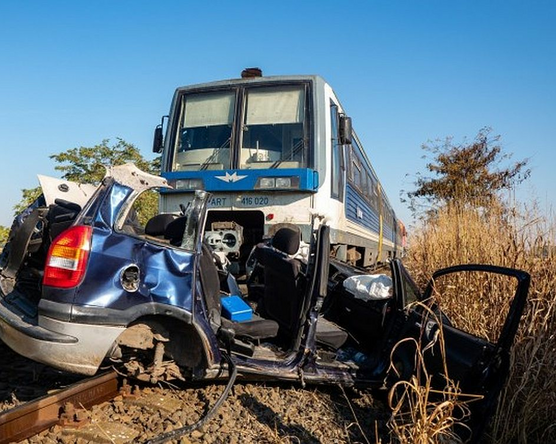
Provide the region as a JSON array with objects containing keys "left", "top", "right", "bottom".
[{"left": 256, "top": 227, "right": 348, "bottom": 349}]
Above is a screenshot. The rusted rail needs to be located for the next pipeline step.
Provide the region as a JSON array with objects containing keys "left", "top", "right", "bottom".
[{"left": 0, "top": 370, "right": 119, "bottom": 444}]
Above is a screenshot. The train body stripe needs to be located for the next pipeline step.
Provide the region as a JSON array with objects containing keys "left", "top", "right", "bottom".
[
  {"left": 345, "top": 184, "right": 396, "bottom": 242},
  {"left": 345, "top": 185, "right": 380, "bottom": 233}
]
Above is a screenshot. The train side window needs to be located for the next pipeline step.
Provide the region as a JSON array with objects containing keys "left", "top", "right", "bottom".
[
  {"left": 362, "top": 169, "right": 371, "bottom": 196},
  {"left": 369, "top": 176, "right": 378, "bottom": 209},
  {"left": 353, "top": 159, "right": 362, "bottom": 190},
  {"left": 351, "top": 139, "right": 364, "bottom": 192},
  {"left": 346, "top": 147, "right": 354, "bottom": 182},
  {"left": 330, "top": 102, "right": 344, "bottom": 201}
]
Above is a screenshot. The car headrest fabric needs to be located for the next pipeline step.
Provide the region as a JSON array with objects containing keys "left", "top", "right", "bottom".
[
  {"left": 164, "top": 216, "right": 188, "bottom": 245},
  {"left": 271, "top": 227, "right": 300, "bottom": 255},
  {"left": 145, "top": 213, "right": 178, "bottom": 237}
]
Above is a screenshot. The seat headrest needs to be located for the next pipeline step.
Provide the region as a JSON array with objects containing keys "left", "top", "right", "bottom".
[
  {"left": 145, "top": 213, "right": 178, "bottom": 237},
  {"left": 271, "top": 227, "right": 300, "bottom": 255},
  {"left": 164, "top": 216, "right": 188, "bottom": 245}
]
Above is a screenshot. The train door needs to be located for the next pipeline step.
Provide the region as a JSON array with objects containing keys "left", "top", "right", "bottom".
[{"left": 329, "top": 101, "right": 344, "bottom": 202}]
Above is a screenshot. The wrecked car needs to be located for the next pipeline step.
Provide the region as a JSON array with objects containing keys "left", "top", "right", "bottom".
[{"left": 0, "top": 164, "right": 530, "bottom": 441}]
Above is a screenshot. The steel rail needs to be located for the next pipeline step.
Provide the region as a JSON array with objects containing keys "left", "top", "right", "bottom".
[{"left": 0, "top": 370, "right": 119, "bottom": 444}]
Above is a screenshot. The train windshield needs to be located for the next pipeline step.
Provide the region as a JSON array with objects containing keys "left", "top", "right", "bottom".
[
  {"left": 240, "top": 85, "right": 307, "bottom": 169},
  {"left": 171, "top": 84, "right": 308, "bottom": 172},
  {"left": 173, "top": 90, "right": 235, "bottom": 171}
]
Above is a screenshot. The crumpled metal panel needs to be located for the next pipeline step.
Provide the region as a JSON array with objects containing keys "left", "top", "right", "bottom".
[
  {"left": 104, "top": 163, "right": 170, "bottom": 192},
  {"left": 77, "top": 229, "right": 194, "bottom": 312},
  {"left": 73, "top": 179, "right": 194, "bottom": 315}
]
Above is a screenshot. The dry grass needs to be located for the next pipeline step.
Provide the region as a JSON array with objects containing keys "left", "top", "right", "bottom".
[
  {"left": 386, "top": 304, "right": 483, "bottom": 444},
  {"left": 405, "top": 201, "right": 556, "bottom": 443}
]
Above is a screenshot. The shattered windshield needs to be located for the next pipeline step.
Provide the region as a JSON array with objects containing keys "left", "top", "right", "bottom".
[
  {"left": 118, "top": 188, "right": 209, "bottom": 253},
  {"left": 180, "top": 190, "right": 208, "bottom": 251}
]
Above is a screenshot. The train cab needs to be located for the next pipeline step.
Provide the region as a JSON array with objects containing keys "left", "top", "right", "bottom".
[{"left": 154, "top": 70, "right": 403, "bottom": 272}]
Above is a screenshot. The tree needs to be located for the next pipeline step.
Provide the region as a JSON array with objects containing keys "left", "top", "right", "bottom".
[
  {"left": 405, "top": 128, "right": 530, "bottom": 214},
  {"left": 0, "top": 226, "right": 9, "bottom": 251},
  {"left": 13, "top": 187, "right": 43, "bottom": 215},
  {"left": 14, "top": 139, "right": 160, "bottom": 224},
  {"left": 51, "top": 138, "right": 158, "bottom": 183}
]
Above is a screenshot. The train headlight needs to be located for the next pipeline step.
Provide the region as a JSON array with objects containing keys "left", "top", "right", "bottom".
[
  {"left": 171, "top": 178, "right": 204, "bottom": 190},
  {"left": 275, "top": 177, "right": 291, "bottom": 188},
  {"left": 258, "top": 177, "right": 276, "bottom": 189},
  {"left": 255, "top": 176, "right": 299, "bottom": 190}
]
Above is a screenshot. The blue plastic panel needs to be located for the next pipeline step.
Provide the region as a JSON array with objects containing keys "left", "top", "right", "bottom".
[
  {"left": 221, "top": 295, "right": 253, "bottom": 322},
  {"left": 161, "top": 168, "right": 318, "bottom": 193}
]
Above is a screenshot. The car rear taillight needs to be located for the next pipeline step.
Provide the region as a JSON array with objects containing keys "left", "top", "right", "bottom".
[{"left": 43, "top": 225, "right": 92, "bottom": 288}]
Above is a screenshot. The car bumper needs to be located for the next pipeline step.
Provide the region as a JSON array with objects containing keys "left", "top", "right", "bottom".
[{"left": 0, "top": 295, "right": 125, "bottom": 375}]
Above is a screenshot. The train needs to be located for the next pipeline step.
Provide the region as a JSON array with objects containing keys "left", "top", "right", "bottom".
[{"left": 153, "top": 68, "right": 406, "bottom": 270}]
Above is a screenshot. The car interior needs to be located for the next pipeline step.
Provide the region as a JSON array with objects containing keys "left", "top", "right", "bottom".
[{"left": 188, "top": 223, "right": 398, "bottom": 371}]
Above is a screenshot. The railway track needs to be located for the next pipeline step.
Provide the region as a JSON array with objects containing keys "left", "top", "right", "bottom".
[
  {"left": 0, "top": 339, "right": 236, "bottom": 443},
  {"left": 0, "top": 339, "right": 382, "bottom": 443},
  {"left": 0, "top": 371, "right": 120, "bottom": 444}
]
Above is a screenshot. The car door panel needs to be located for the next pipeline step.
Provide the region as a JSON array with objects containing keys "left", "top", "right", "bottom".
[{"left": 399, "top": 263, "right": 530, "bottom": 442}]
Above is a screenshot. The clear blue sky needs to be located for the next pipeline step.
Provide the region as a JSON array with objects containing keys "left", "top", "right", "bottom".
[{"left": 1, "top": 1, "right": 555, "bottom": 228}]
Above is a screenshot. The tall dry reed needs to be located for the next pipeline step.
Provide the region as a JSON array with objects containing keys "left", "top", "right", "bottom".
[
  {"left": 387, "top": 304, "right": 479, "bottom": 444},
  {"left": 406, "top": 202, "right": 556, "bottom": 443}
]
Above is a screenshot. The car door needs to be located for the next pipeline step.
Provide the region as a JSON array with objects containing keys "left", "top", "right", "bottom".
[
  {"left": 391, "top": 261, "right": 530, "bottom": 442},
  {"left": 75, "top": 183, "right": 208, "bottom": 320}
]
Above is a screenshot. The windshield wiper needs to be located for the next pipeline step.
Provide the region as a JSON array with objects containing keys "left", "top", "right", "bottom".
[
  {"left": 199, "top": 137, "right": 231, "bottom": 171},
  {"left": 270, "top": 139, "right": 305, "bottom": 169}
]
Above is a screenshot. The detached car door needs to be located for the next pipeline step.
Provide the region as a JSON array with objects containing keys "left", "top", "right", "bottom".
[{"left": 393, "top": 261, "right": 530, "bottom": 442}]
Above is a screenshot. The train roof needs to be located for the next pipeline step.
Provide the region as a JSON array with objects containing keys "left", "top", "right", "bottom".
[{"left": 174, "top": 74, "right": 328, "bottom": 94}]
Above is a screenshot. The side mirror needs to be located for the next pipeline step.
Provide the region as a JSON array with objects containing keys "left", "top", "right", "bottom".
[
  {"left": 152, "top": 115, "right": 168, "bottom": 153},
  {"left": 152, "top": 124, "right": 163, "bottom": 153},
  {"left": 339, "top": 115, "right": 352, "bottom": 145}
]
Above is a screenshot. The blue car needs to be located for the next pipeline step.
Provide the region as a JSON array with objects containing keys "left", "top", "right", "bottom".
[{"left": 0, "top": 164, "right": 530, "bottom": 441}]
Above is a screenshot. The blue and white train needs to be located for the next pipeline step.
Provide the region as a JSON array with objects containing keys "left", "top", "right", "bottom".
[{"left": 153, "top": 68, "right": 406, "bottom": 269}]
